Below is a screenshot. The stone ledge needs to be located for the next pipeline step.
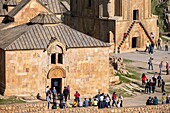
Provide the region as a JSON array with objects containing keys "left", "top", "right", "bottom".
[{"left": 0, "top": 102, "right": 170, "bottom": 113}]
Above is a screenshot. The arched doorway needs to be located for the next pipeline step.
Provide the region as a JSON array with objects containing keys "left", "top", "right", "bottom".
[{"left": 47, "top": 66, "right": 66, "bottom": 94}]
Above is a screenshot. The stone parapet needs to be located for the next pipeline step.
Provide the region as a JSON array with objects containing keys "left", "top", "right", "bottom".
[{"left": 0, "top": 102, "right": 170, "bottom": 113}]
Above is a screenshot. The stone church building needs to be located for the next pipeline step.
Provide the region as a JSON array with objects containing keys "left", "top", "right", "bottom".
[
  {"left": 64, "top": 0, "right": 159, "bottom": 53},
  {"left": 0, "top": 0, "right": 110, "bottom": 98}
]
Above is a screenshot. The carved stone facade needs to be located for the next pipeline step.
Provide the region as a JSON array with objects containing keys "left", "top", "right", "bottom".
[{"left": 64, "top": 0, "right": 159, "bottom": 53}]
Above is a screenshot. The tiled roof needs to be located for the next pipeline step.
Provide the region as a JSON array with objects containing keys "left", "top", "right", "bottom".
[
  {"left": 8, "top": 0, "right": 30, "bottom": 17},
  {"left": 0, "top": 0, "right": 7, "bottom": 16},
  {"left": 0, "top": 24, "right": 110, "bottom": 50},
  {"left": 4, "top": 0, "right": 18, "bottom": 6},
  {"left": 60, "top": 1, "right": 70, "bottom": 11},
  {"left": 30, "top": 13, "right": 62, "bottom": 24},
  {"left": 38, "top": 0, "right": 62, "bottom": 14}
]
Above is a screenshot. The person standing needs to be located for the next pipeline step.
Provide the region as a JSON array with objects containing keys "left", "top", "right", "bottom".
[
  {"left": 166, "top": 62, "right": 169, "bottom": 75},
  {"left": 145, "top": 41, "right": 150, "bottom": 52},
  {"left": 63, "top": 87, "right": 69, "bottom": 102},
  {"left": 165, "top": 40, "right": 169, "bottom": 51},
  {"left": 119, "top": 94, "right": 123, "bottom": 107},
  {"left": 157, "top": 74, "right": 162, "bottom": 87},
  {"left": 46, "top": 93, "right": 51, "bottom": 109},
  {"left": 162, "top": 79, "right": 165, "bottom": 93},
  {"left": 142, "top": 73, "right": 147, "bottom": 86},
  {"left": 112, "top": 92, "right": 117, "bottom": 107},
  {"left": 145, "top": 79, "right": 149, "bottom": 93},
  {"left": 159, "top": 61, "right": 163, "bottom": 75},
  {"left": 52, "top": 87, "right": 57, "bottom": 102},
  {"left": 45, "top": 86, "right": 49, "bottom": 97},
  {"left": 58, "top": 93, "right": 64, "bottom": 104},
  {"left": 148, "top": 57, "right": 154, "bottom": 70},
  {"left": 74, "top": 91, "right": 80, "bottom": 103},
  {"left": 157, "top": 38, "right": 162, "bottom": 50},
  {"left": 67, "top": 85, "right": 70, "bottom": 100},
  {"left": 151, "top": 32, "right": 155, "bottom": 40}
]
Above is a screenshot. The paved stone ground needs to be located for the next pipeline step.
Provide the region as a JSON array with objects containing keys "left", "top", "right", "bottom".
[{"left": 112, "top": 48, "right": 170, "bottom": 107}]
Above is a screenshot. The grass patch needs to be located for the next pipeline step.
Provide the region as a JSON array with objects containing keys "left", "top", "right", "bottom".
[
  {"left": 124, "top": 59, "right": 134, "bottom": 63},
  {"left": 0, "top": 97, "right": 25, "bottom": 105},
  {"left": 115, "top": 73, "right": 131, "bottom": 83}
]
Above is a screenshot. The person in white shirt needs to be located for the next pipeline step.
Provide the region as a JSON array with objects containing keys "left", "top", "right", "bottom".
[
  {"left": 45, "top": 86, "right": 49, "bottom": 97},
  {"left": 145, "top": 41, "right": 150, "bottom": 52}
]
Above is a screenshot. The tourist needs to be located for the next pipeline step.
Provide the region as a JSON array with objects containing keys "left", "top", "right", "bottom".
[
  {"left": 152, "top": 73, "right": 157, "bottom": 86},
  {"left": 52, "top": 87, "right": 57, "bottom": 102},
  {"left": 165, "top": 40, "right": 169, "bottom": 51},
  {"left": 59, "top": 100, "right": 65, "bottom": 109},
  {"left": 166, "top": 94, "right": 170, "bottom": 104},
  {"left": 58, "top": 93, "right": 64, "bottom": 104},
  {"left": 151, "top": 43, "right": 155, "bottom": 54},
  {"left": 159, "top": 61, "right": 163, "bottom": 75},
  {"left": 166, "top": 62, "right": 169, "bottom": 75},
  {"left": 83, "top": 98, "right": 89, "bottom": 107},
  {"left": 151, "top": 32, "right": 154, "bottom": 40},
  {"left": 45, "top": 86, "right": 49, "bottom": 97},
  {"left": 142, "top": 73, "right": 147, "bottom": 86},
  {"left": 148, "top": 57, "right": 154, "bottom": 70},
  {"left": 74, "top": 91, "right": 80, "bottom": 103},
  {"left": 93, "top": 98, "right": 98, "bottom": 106},
  {"left": 119, "top": 94, "right": 123, "bottom": 107},
  {"left": 67, "top": 85, "right": 70, "bottom": 100},
  {"left": 117, "top": 97, "right": 121, "bottom": 108},
  {"left": 145, "top": 79, "right": 149, "bottom": 94},
  {"left": 104, "top": 96, "right": 110, "bottom": 108},
  {"left": 63, "top": 86, "right": 69, "bottom": 102},
  {"left": 157, "top": 74, "right": 162, "bottom": 87},
  {"left": 148, "top": 79, "right": 153, "bottom": 94},
  {"left": 99, "top": 93, "right": 104, "bottom": 109},
  {"left": 112, "top": 92, "right": 117, "bottom": 107},
  {"left": 52, "top": 99, "right": 57, "bottom": 109},
  {"left": 72, "top": 99, "right": 78, "bottom": 107},
  {"left": 161, "top": 79, "right": 165, "bottom": 93},
  {"left": 157, "top": 38, "right": 162, "bottom": 50},
  {"left": 153, "top": 96, "right": 158, "bottom": 105},
  {"left": 88, "top": 98, "right": 92, "bottom": 106},
  {"left": 146, "top": 97, "right": 152, "bottom": 105},
  {"left": 107, "top": 93, "right": 111, "bottom": 108},
  {"left": 145, "top": 41, "right": 150, "bottom": 52},
  {"left": 162, "top": 93, "right": 166, "bottom": 104},
  {"left": 47, "top": 88, "right": 52, "bottom": 100},
  {"left": 46, "top": 93, "right": 51, "bottom": 109},
  {"left": 95, "top": 92, "right": 101, "bottom": 101},
  {"left": 167, "top": 94, "right": 170, "bottom": 103},
  {"left": 78, "top": 99, "right": 83, "bottom": 107}
]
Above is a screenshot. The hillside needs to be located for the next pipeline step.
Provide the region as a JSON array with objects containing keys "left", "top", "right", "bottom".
[{"left": 151, "top": 0, "right": 170, "bottom": 32}]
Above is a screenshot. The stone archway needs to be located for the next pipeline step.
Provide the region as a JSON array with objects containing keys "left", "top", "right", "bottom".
[{"left": 47, "top": 66, "right": 66, "bottom": 93}]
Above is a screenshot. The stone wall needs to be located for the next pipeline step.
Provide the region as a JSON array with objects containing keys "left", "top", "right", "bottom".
[
  {"left": 65, "top": 47, "right": 110, "bottom": 99},
  {"left": 4, "top": 50, "right": 48, "bottom": 96},
  {"left": 0, "top": 102, "right": 170, "bottom": 113},
  {"left": 3, "top": 47, "right": 110, "bottom": 99},
  {"left": 0, "top": 49, "right": 5, "bottom": 94}
]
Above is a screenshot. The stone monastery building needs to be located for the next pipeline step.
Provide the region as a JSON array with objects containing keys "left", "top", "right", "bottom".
[
  {"left": 0, "top": 0, "right": 110, "bottom": 98},
  {"left": 64, "top": 0, "right": 159, "bottom": 53}
]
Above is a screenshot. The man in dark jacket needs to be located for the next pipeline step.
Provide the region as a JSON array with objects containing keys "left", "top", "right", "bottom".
[{"left": 63, "top": 87, "right": 69, "bottom": 102}]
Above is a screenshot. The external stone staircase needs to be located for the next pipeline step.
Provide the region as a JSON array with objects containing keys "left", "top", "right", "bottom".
[
  {"left": 117, "top": 20, "right": 155, "bottom": 53},
  {"left": 118, "top": 21, "right": 136, "bottom": 53}
]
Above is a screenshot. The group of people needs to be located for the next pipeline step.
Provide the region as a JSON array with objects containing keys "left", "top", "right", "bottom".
[
  {"left": 142, "top": 73, "right": 165, "bottom": 94},
  {"left": 148, "top": 58, "right": 169, "bottom": 76},
  {"left": 45, "top": 85, "right": 70, "bottom": 109},
  {"left": 145, "top": 32, "right": 169, "bottom": 54},
  {"left": 72, "top": 92, "right": 123, "bottom": 109}
]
